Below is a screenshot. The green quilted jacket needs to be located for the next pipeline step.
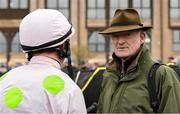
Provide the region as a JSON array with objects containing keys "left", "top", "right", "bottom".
[{"left": 97, "top": 44, "right": 180, "bottom": 113}]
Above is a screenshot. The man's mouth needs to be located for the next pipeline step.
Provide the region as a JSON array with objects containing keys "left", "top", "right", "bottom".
[{"left": 117, "top": 47, "right": 127, "bottom": 50}]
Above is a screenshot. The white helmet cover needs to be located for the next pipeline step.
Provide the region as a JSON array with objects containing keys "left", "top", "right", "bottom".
[{"left": 19, "top": 9, "right": 75, "bottom": 53}]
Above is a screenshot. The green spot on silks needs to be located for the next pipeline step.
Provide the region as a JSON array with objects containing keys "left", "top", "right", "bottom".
[
  {"left": 3, "top": 87, "right": 23, "bottom": 108},
  {"left": 43, "top": 75, "right": 64, "bottom": 94},
  {"left": 0, "top": 73, "right": 8, "bottom": 81}
]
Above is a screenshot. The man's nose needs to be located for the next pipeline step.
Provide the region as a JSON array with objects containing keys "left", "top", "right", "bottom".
[{"left": 116, "top": 37, "right": 125, "bottom": 44}]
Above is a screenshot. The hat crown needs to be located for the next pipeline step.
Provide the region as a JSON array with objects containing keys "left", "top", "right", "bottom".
[
  {"left": 99, "top": 8, "right": 151, "bottom": 34},
  {"left": 111, "top": 9, "right": 142, "bottom": 27}
]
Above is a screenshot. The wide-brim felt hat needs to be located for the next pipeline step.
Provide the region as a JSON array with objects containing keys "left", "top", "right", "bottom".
[{"left": 99, "top": 8, "right": 152, "bottom": 35}]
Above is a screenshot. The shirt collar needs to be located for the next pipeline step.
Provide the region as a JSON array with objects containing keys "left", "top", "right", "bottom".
[{"left": 29, "top": 55, "right": 61, "bottom": 69}]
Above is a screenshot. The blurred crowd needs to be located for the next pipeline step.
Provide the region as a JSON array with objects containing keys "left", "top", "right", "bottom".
[
  {"left": 1, "top": 56, "right": 180, "bottom": 77},
  {"left": 0, "top": 58, "right": 104, "bottom": 77}
]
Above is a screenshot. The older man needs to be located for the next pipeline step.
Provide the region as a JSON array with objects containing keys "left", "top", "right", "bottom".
[{"left": 97, "top": 8, "right": 180, "bottom": 113}]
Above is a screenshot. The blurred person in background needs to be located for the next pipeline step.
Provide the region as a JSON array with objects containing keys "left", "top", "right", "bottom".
[
  {"left": 79, "top": 59, "right": 89, "bottom": 71},
  {"left": 166, "top": 56, "right": 180, "bottom": 78},
  {"left": 61, "top": 58, "right": 79, "bottom": 80},
  {"left": 0, "top": 9, "right": 86, "bottom": 113},
  {"left": 167, "top": 56, "right": 176, "bottom": 66}
]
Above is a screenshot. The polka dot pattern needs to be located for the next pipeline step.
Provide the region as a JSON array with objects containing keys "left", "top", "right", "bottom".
[
  {"left": 43, "top": 75, "right": 64, "bottom": 94},
  {"left": 3, "top": 87, "right": 23, "bottom": 108}
]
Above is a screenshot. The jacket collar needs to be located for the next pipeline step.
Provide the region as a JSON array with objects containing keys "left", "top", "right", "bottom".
[{"left": 29, "top": 55, "right": 61, "bottom": 69}]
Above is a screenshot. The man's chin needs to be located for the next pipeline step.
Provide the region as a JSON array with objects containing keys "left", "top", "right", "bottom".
[{"left": 116, "top": 54, "right": 129, "bottom": 61}]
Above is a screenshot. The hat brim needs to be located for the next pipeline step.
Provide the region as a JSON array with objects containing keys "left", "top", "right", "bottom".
[{"left": 99, "top": 25, "right": 152, "bottom": 35}]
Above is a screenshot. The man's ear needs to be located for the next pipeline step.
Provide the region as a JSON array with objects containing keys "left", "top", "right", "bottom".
[{"left": 140, "top": 31, "right": 145, "bottom": 43}]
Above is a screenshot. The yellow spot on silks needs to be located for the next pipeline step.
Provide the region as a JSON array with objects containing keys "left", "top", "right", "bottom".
[
  {"left": 3, "top": 87, "right": 23, "bottom": 108},
  {"left": 43, "top": 75, "right": 64, "bottom": 94}
]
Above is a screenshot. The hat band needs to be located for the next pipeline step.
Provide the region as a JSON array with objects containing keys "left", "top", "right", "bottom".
[
  {"left": 21, "top": 26, "right": 72, "bottom": 52},
  {"left": 111, "top": 22, "right": 143, "bottom": 27}
]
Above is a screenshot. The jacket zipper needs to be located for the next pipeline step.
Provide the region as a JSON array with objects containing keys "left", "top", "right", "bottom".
[
  {"left": 120, "top": 62, "right": 125, "bottom": 79},
  {"left": 109, "top": 62, "right": 126, "bottom": 112}
]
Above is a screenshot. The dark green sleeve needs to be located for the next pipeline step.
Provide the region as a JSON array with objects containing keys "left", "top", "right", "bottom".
[{"left": 156, "top": 65, "right": 180, "bottom": 113}]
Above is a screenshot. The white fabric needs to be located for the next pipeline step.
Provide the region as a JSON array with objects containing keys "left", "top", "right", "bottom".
[
  {"left": 0, "top": 56, "right": 87, "bottom": 114},
  {"left": 19, "top": 9, "right": 75, "bottom": 51}
]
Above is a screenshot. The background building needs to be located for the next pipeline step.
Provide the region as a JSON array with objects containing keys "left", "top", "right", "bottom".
[{"left": 0, "top": 0, "right": 180, "bottom": 67}]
